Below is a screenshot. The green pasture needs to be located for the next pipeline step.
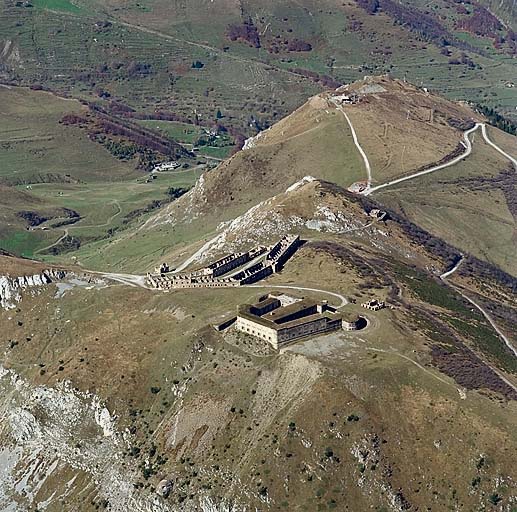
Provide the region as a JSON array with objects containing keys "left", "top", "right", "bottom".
[
  {"left": 6, "top": 167, "right": 202, "bottom": 258},
  {"left": 32, "top": 0, "right": 83, "bottom": 14},
  {"left": 137, "top": 120, "right": 204, "bottom": 144}
]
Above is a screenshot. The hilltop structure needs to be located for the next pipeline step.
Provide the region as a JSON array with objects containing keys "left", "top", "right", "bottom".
[
  {"left": 147, "top": 235, "right": 300, "bottom": 290},
  {"left": 362, "top": 299, "right": 385, "bottom": 311},
  {"left": 235, "top": 294, "right": 366, "bottom": 349}
]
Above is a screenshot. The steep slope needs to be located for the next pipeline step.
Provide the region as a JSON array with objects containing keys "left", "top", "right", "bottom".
[
  {"left": 153, "top": 178, "right": 446, "bottom": 273},
  {"left": 483, "top": 0, "right": 517, "bottom": 27},
  {"left": 154, "top": 76, "right": 482, "bottom": 219},
  {"left": 377, "top": 129, "right": 517, "bottom": 276},
  {"left": 1, "top": 0, "right": 515, "bottom": 140},
  {"left": 181, "top": 81, "right": 513, "bottom": 281},
  {"left": 336, "top": 76, "right": 483, "bottom": 183},
  {"left": 0, "top": 86, "right": 203, "bottom": 260},
  {"left": 65, "top": 76, "right": 513, "bottom": 275},
  {"left": 1, "top": 176, "right": 517, "bottom": 510}
]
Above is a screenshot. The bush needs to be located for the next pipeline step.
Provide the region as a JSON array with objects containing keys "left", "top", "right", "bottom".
[
  {"left": 287, "top": 39, "right": 312, "bottom": 52},
  {"left": 227, "top": 20, "right": 261, "bottom": 48},
  {"left": 488, "top": 493, "right": 502, "bottom": 505}
]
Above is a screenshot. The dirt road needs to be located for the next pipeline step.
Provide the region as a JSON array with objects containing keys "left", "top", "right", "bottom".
[{"left": 365, "top": 123, "right": 482, "bottom": 195}]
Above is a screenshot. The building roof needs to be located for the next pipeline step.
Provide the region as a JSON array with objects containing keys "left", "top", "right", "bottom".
[
  {"left": 262, "top": 298, "right": 317, "bottom": 323},
  {"left": 276, "top": 312, "right": 342, "bottom": 331},
  {"left": 341, "top": 313, "right": 362, "bottom": 323},
  {"left": 254, "top": 297, "right": 281, "bottom": 309},
  {"left": 238, "top": 298, "right": 341, "bottom": 331}
]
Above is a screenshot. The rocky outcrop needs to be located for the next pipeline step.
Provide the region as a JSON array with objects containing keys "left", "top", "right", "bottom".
[
  {"left": 156, "top": 479, "right": 174, "bottom": 498},
  {"left": 0, "top": 269, "right": 67, "bottom": 309}
]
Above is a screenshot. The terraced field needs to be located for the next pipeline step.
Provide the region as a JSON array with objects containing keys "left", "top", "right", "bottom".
[{"left": 1, "top": 0, "right": 515, "bottom": 144}]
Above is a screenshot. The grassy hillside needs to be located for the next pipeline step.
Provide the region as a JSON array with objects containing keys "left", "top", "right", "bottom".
[
  {"left": 0, "top": 87, "right": 202, "bottom": 258},
  {"left": 41, "top": 76, "right": 514, "bottom": 275},
  {"left": 5, "top": 76, "right": 513, "bottom": 284},
  {"left": 48, "top": 94, "right": 368, "bottom": 270},
  {"left": 0, "top": 0, "right": 515, "bottom": 143},
  {"left": 338, "top": 76, "right": 483, "bottom": 183},
  {"left": 0, "top": 86, "right": 137, "bottom": 184},
  {"left": 1, "top": 3, "right": 516, "bottom": 509},
  {"left": 1, "top": 216, "right": 516, "bottom": 510},
  {"left": 376, "top": 129, "right": 517, "bottom": 276}
]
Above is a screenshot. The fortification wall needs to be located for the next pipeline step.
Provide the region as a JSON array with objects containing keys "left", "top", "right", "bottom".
[
  {"left": 208, "top": 252, "right": 251, "bottom": 277},
  {"left": 239, "top": 265, "right": 273, "bottom": 285},
  {"left": 147, "top": 234, "right": 300, "bottom": 290},
  {"left": 236, "top": 316, "right": 279, "bottom": 348},
  {"left": 271, "top": 235, "right": 301, "bottom": 271},
  {"left": 277, "top": 317, "right": 341, "bottom": 345}
]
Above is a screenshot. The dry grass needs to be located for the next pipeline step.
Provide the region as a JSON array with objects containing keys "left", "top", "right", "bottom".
[
  {"left": 2, "top": 241, "right": 517, "bottom": 510},
  {"left": 377, "top": 135, "right": 517, "bottom": 275},
  {"left": 342, "top": 77, "right": 483, "bottom": 183}
]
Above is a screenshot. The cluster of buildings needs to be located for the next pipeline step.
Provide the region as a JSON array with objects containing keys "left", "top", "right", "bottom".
[
  {"left": 147, "top": 235, "right": 300, "bottom": 290},
  {"left": 234, "top": 294, "right": 366, "bottom": 349},
  {"left": 332, "top": 92, "right": 361, "bottom": 105},
  {"left": 146, "top": 230, "right": 391, "bottom": 350}
]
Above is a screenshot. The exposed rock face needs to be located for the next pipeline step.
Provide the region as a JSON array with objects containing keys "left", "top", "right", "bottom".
[
  {"left": 0, "top": 269, "right": 66, "bottom": 309},
  {"left": 0, "top": 366, "right": 134, "bottom": 511},
  {"left": 0, "top": 366, "right": 246, "bottom": 511}
]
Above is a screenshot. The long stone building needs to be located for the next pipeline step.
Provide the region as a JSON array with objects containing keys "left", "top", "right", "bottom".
[
  {"left": 204, "top": 252, "right": 251, "bottom": 277},
  {"left": 236, "top": 296, "right": 344, "bottom": 349},
  {"left": 147, "top": 235, "right": 301, "bottom": 290}
]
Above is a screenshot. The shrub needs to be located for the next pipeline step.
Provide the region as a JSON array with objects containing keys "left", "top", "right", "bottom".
[
  {"left": 227, "top": 20, "right": 261, "bottom": 48},
  {"left": 488, "top": 493, "right": 502, "bottom": 505}
]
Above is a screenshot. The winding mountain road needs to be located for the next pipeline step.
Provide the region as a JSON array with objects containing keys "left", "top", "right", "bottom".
[
  {"left": 91, "top": 271, "right": 149, "bottom": 289},
  {"left": 71, "top": 201, "right": 122, "bottom": 230},
  {"left": 34, "top": 202, "right": 122, "bottom": 256},
  {"left": 440, "top": 257, "right": 517, "bottom": 359},
  {"left": 329, "top": 108, "right": 517, "bottom": 382},
  {"left": 97, "top": 270, "right": 348, "bottom": 308},
  {"left": 34, "top": 229, "right": 69, "bottom": 256},
  {"left": 357, "top": 122, "right": 515, "bottom": 196},
  {"left": 480, "top": 124, "right": 517, "bottom": 168},
  {"left": 364, "top": 123, "right": 482, "bottom": 196}
]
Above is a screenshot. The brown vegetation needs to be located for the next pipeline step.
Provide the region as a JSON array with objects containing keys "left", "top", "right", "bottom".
[
  {"left": 226, "top": 20, "right": 261, "bottom": 48},
  {"left": 431, "top": 345, "right": 517, "bottom": 400},
  {"left": 356, "top": 0, "right": 479, "bottom": 53},
  {"left": 456, "top": 6, "right": 502, "bottom": 38}
]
